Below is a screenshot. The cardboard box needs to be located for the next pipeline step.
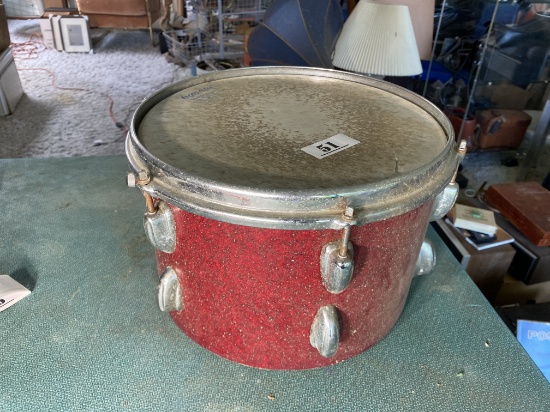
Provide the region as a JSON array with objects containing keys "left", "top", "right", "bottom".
[
  {"left": 39, "top": 18, "right": 56, "bottom": 49},
  {"left": 431, "top": 218, "right": 515, "bottom": 303},
  {"left": 43, "top": 0, "right": 67, "bottom": 8},
  {"left": 0, "top": 3, "right": 10, "bottom": 52},
  {"left": 43, "top": 10, "right": 73, "bottom": 17},
  {"left": 477, "top": 84, "right": 533, "bottom": 110},
  {"left": 42, "top": 0, "right": 77, "bottom": 17}
]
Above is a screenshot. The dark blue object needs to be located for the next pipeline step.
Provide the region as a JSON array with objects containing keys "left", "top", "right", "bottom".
[
  {"left": 473, "top": 1, "right": 520, "bottom": 39},
  {"left": 420, "top": 60, "right": 453, "bottom": 83},
  {"left": 248, "top": 0, "right": 343, "bottom": 68}
]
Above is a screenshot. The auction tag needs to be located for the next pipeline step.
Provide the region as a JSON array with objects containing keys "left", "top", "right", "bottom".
[
  {"left": 0, "top": 275, "right": 31, "bottom": 312},
  {"left": 301, "top": 134, "right": 360, "bottom": 159}
]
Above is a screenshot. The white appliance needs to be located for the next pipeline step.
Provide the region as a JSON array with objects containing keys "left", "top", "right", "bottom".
[{"left": 0, "top": 47, "right": 24, "bottom": 116}]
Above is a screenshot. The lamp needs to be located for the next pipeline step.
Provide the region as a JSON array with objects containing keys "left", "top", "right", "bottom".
[{"left": 332, "top": 1, "right": 422, "bottom": 76}]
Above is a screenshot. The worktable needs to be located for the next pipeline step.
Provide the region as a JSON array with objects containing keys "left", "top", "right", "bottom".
[{"left": 1, "top": 156, "right": 548, "bottom": 411}]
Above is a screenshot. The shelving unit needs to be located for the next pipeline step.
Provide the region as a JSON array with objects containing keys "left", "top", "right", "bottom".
[
  {"left": 203, "top": 0, "right": 270, "bottom": 59},
  {"left": 164, "top": 0, "right": 271, "bottom": 65},
  {"left": 425, "top": 0, "right": 550, "bottom": 175}
]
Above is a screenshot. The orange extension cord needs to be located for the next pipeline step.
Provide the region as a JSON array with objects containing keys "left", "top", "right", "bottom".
[{"left": 10, "top": 33, "right": 128, "bottom": 140}]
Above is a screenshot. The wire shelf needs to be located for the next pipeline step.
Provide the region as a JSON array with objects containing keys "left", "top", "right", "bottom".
[
  {"left": 165, "top": 1, "right": 272, "bottom": 65},
  {"left": 163, "top": 29, "right": 245, "bottom": 65},
  {"left": 219, "top": 11, "right": 264, "bottom": 33},
  {"left": 200, "top": 0, "right": 270, "bottom": 13}
]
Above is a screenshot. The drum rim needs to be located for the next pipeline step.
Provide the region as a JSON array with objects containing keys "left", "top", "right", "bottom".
[{"left": 127, "top": 66, "right": 460, "bottom": 230}]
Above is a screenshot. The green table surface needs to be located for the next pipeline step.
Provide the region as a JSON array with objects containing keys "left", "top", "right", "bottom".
[{"left": 1, "top": 156, "right": 549, "bottom": 411}]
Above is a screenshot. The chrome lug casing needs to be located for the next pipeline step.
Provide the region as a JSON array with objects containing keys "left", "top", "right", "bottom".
[
  {"left": 320, "top": 240, "right": 355, "bottom": 294},
  {"left": 143, "top": 201, "right": 176, "bottom": 253},
  {"left": 414, "top": 238, "right": 436, "bottom": 276},
  {"left": 158, "top": 267, "right": 183, "bottom": 312},
  {"left": 310, "top": 305, "right": 340, "bottom": 358}
]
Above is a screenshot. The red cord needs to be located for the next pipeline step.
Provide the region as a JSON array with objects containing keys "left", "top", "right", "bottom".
[
  {"left": 10, "top": 33, "right": 44, "bottom": 59},
  {"left": 12, "top": 33, "right": 127, "bottom": 135}
]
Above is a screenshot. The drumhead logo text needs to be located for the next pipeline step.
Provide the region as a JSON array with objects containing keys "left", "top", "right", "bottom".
[{"left": 181, "top": 86, "right": 213, "bottom": 100}]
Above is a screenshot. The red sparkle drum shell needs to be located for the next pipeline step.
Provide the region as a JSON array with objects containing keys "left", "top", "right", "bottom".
[
  {"left": 158, "top": 203, "right": 432, "bottom": 369},
  {"left": 126, "top": 67, "right": 460, "bottom": 370}
]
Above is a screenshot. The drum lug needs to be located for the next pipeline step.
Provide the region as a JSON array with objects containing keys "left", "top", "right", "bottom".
[
  {"left": 310, "top": 305, "right": 340, "bottom": 358},
  {"left": 320, "top": 238, "right": 354, "bottom": 294},
  {"left": 158, "top": 267, "right": 183, "bottom": 312},
  {"left": 321, "top": 208, "right": 355, "bottom": 294},
  {"left": 414, "top": 238, "right": 436, "bottom": 276},
  {"left": 143, "top": 201, "right": 176, "bottom": 253},
  {"left": 429, "top": 182, "right": 459, "bottom": 221},
  {"left": 430, "top": 140, "right": 467, "bottom": 222}
]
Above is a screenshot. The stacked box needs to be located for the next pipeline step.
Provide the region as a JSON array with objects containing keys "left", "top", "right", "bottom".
[{"left": 0, "top": 48, "right": 24, "bottom": 115}]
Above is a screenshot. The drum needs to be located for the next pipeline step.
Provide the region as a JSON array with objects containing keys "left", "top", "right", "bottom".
[{"left": 126, "top": 67, "right": 464, "bottom": 370}]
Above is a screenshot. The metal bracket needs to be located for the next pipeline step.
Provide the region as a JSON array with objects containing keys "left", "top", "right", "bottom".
[
  {"left": 143, "top": 201, "right": 176, "bottom": 253},
  {"left": 310, "top": 305, "right": 340, "bottom": 358},
  {"left": 320, "top": 240, "right": 354, "bottom": 294},
  {"left": 414, "top": 238, "right": 436, "bottom": 276},
  {"left": 158, "top": 267, "right": 183, "bottom": 312}
]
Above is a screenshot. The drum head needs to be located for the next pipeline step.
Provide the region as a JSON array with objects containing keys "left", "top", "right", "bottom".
[
  {"left": 128, "top": 67, "right": 458, "bottom": 229},
  {"left": 137, "top": 71, "right": 447, "bottom": 190}
]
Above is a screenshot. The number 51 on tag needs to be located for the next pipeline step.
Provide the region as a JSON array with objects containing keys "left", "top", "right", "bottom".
[{"left": 301, "top": 134, "right": 360, "bottom": 159}]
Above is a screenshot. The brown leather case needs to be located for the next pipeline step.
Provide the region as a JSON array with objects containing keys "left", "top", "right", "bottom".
[
  {"left": 485, "top": 182, "right": 550, "bottom": 247},
  {"left": 476, "top": 109, "right": 531, "bottom": 150},
  {"left": 444, "top": 106, "right": 477, "bottom": 151}
]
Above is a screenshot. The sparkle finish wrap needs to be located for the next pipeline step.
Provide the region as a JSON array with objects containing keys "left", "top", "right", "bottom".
[{"left": 156, "top": 200, "right": 433, "bottom": 370}]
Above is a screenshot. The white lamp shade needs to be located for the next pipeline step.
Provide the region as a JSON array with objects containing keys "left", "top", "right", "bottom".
[{"left": 332, "top": 1, "right": 423, "bottom": 76}]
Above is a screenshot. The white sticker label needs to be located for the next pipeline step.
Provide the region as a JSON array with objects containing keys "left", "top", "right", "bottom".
[
  {"left": 301, "top": 134, "right": 360, "bottom": 159},
  {"left": 0, "top": 275, "right": 31, "bottom": 312}
]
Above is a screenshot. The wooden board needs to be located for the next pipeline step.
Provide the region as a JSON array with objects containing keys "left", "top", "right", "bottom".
[{"left": 485, "top": 182, "right": 550, "bottom": 247}]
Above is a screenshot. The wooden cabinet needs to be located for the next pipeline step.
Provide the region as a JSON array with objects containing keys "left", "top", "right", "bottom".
[{"left": 432, "top": 219, "right": 516, "bottom": 303}]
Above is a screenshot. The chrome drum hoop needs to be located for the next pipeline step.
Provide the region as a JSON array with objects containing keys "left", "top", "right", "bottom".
[{"left": 126, "top": 67, "right": 461, "bottom": 230}]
